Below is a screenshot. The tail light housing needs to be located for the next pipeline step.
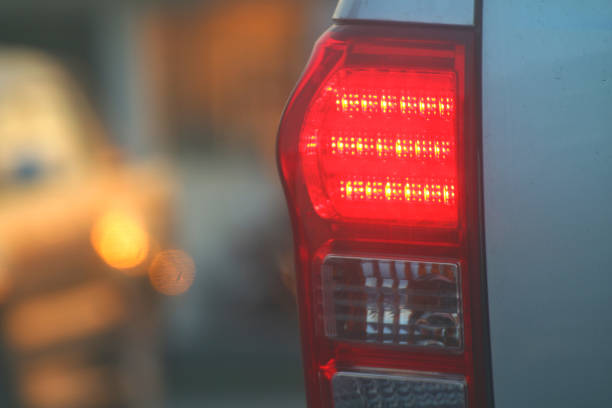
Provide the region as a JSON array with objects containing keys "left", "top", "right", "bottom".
[{"left": 278, "top": 24, "right": 491, "bottom": 408}]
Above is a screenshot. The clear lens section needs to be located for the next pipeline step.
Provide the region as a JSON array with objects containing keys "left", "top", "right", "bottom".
[
  {"left": 320, "top": 256, "right": 462, "bottom": 349},
  {"left": 331, "top": 371, "right": 466, "bottom": 408}
]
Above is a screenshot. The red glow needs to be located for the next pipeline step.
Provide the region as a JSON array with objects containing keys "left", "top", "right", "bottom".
[
  {"left": 300, "top": 67, "right": 459, "bottom": 225},
  {"left": 329, "top": 70, "right": 455, "bottom": 119},
  {"left": 319, "top": 359, "right": 337, "bottom": 381}
]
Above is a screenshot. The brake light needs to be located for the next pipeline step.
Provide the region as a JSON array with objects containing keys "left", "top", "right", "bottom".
[
  {"left": 278, "top": 24, "right": 491, "bottom": 408},
  {"left": 302, "top": 65, "right": 459, "bottom": 226}
]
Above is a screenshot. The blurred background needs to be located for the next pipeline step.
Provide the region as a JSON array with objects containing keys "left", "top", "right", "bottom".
[{"left": 0, "top": 1, "right": 337, "bottom": 407}]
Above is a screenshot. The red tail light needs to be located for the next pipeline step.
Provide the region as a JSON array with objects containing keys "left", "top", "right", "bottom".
[
  {"left": 278, "top": 24, "right": 491, "bottom": 408},
  {"left": 302, "top": 67, "right": 458, "bottom": 225}
]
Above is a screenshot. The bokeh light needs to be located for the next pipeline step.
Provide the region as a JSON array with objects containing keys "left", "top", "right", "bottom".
[
  {"left": 90, "top": 210, "right": 150, "bottom": 271},
  {"left": 148, "top": 250, "right": 195, "bottom": 296}
]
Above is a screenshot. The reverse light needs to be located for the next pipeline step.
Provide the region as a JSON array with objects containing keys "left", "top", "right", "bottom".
[
  {"left": 319, "top": 256, "right": 462, "bottom": 349},
  {"left": 278, "top": 24, "right": 491, "bottom": 408}
]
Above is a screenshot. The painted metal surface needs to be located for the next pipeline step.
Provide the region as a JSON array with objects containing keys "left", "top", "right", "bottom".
[
  {"left": 333, "top": 0, "right": 475, "bottom": 26},
  {"left": 482, "top": 0, "right": 612, "bottom": 406}
]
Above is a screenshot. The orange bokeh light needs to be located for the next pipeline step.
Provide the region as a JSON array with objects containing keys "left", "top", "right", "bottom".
[
  {"left": 90, "top": 210, "right": 150, "bottom": 272},
  {"left": 148, "top": 249, "right": 195, "bottom": 296}
]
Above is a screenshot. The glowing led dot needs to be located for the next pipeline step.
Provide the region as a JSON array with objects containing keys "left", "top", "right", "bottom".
[{"left": 341, "top": 96, "right": 348, "bottom": 110}]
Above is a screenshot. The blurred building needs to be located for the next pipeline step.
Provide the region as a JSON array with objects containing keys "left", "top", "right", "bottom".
[
  {"left": 0, "top": 51, "right": 173, "bottom": 408},
  {"left": 0, "top": 0, "right": 338, "bottom": 407}
]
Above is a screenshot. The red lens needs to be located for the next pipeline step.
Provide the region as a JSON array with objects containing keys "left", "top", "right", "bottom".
[{"left": 301, "top": 68, "right": 459, "bottom": 225}]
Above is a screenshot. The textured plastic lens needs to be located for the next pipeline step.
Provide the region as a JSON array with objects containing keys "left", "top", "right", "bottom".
[
  {"left": 332, "top": 371, "right": 466, "bottom": 408},
  {"left": 301, "top": 68, "right": 458, "bottom": 226},
  {"left": 319, "top": 256, "right": 462, "bottom": 349}
]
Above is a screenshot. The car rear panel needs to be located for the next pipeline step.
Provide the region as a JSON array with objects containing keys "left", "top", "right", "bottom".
[{"left": 482, "top": 1, "right": 612, "bottom": 406}]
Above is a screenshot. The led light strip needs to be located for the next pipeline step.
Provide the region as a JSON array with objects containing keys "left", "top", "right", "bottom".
[
  {"left": 329, "top": 135, "right": 453, "bottom": 160},
  {"left": 338, "top": 178, "right": 456, "bottom": 205},
  {"left": 330, "top": 90, "right": 455, "bottom": 118}
]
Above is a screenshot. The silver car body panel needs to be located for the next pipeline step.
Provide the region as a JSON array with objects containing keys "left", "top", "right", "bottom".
[
  {"left": 482, "top": 0, "right": 612, "bottom": 406},
  {"left": 333, "top": 0, "right": 475, "bottom": 26}
]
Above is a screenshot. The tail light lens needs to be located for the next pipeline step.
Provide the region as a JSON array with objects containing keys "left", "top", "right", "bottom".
[
  {"left": 302, "top": 68, "right": 458, "bottom": 225},
  {"left": 278, "top": 24, "right": 491, "bottom": 408}
]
